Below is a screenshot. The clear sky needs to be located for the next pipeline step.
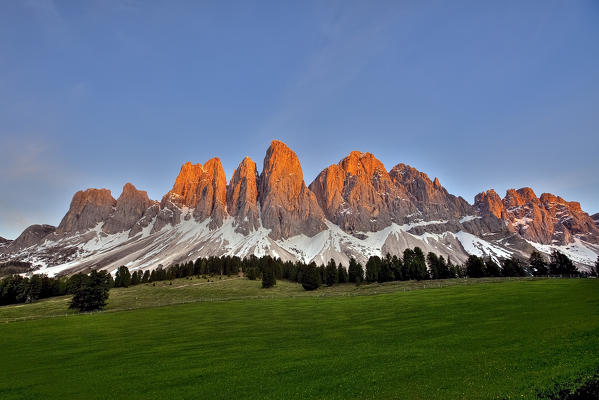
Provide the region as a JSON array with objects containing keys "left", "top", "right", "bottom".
[{"left": 1, "top": 0, "right": 598, "bottom": 239}]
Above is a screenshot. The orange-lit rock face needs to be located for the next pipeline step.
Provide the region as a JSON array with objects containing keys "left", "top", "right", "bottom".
[
  {"left": 339, "top": 151, "right": 388, "bottom": 186},
  {"left": 475, "top": 187, "right": 599, "bottom": 245},
  {"left": 311, "top": 154, "right": 477, "bottom": 233},
  {"left": 227, "top": 157, "right": 259, "bottom": 234},
  {"left": 502, "top": 187, "right": 554, "bottom": 243},
  {"left": 310, "top": 151, "right": 414, "bottom": 232},
  {"left": 259, "top": 140, "right": 326, "bottom": 239},
  {"left": 260, "top": 140, "right": 305, "bottom": 200},
  {"left": 165, "top": 158, "right": 227, "bottom": 228},
  {"left": 57, "top": 188, "right": 116, "bottom": 234},
  {"left": 539, "top": 192, "right": 599, "bottom": 244},
  {"left": 474, "top": 189, "right": 505, "bottom": 219},
  {"left": 504, "top": 187, "right": 538, "bottom": 209}
]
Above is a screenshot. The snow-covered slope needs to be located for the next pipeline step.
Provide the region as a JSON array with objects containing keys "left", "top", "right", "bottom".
[{"left": 7, "top": 209, "right": 593, "bottom": 277}]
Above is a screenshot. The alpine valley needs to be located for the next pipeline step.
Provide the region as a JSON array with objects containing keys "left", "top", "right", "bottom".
[{"left": 2, "top": 140, "right": 598, "bottom": 276}]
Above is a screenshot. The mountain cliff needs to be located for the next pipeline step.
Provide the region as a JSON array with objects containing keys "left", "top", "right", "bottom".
[
  {"left": 56, "top": 189, "right": 116, "bottom": 234},
  {"left": 309, "top": 151, "right": 416, "bottom": 232},
  {"left": 258, "top": 140, "right": 326, "bottom": 240},
  {"left": 2, "top": 140, "right": 597, "bottom": 275},
  {"left": 162, "top": 158, "right": 228, "bottom": 229},
  {"left": 227, "top": 157, "right": 260, "bottom": 235},
  {"left": 389, "top": 163, "right": 472, "bottom": 220},
  {"left": 0, "top": 237, "right": 10, "bottom": 249},
  {"left": 104, "top": 183, "right": 156, "bottom": 235},
  {"left": 474, "top": 187, "right": 599, "bottom": 245}
]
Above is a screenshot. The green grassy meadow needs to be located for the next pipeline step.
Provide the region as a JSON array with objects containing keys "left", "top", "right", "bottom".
[{"left": 0, "top": 278, "right": 598, "bottom": 399}]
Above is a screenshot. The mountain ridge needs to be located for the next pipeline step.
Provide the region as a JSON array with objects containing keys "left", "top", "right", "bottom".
[{"left": 2, "top": 140, "right": 597, "bottom": 275}]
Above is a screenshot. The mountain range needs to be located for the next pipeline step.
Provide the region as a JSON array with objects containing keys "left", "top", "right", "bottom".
[{"left": 1, "top": 140, "right": 598, "bottom": 276}]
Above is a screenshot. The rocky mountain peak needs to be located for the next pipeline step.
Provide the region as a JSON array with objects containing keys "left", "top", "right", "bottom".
[
  {"left": 165, "top": 158, "right": 227, "bottom": 228},
  {"left": 539, "top": 192, "right": 599, "bottom": 244},
  {"left": 503, "top": 187, "right": 539, "bottom": 209},
  {"left": 261, "top": 140, "right": 305, "bottom": 192},
  {"left": 340, "top": 151, "right": 390, "bottom": 184},
  {"left": 389, "top": 163, "right": 438, "bottom": 199},
  {"left": 473, "top": 187, "right": 599, "bottom": 245},
  {"left": 259, "top": 140, "right": 326, "bottom": 239},
  {"left": 309, "top": 151, "right": 409, "bottom": 232},
  {"left": 7, "top": 224, "right": 56, "bottom": 251},
  {"left": 540, "top": 193, "right": 583, "bottom": 213},
  {"left": 474, "top": 189, "right": 506, "bottom": 219},
  {"left": 0, "top": 237, "right": 10, "bottom": 252},
  {"left": 104, "top": 183, "right": 155, "bottom": 235},
  {"left": 168, "top": 162, "right": 206, "bottom": 206},
  {"left": 389, "top": 163, "right": 419, "bottom": 179},
  {"left": 227, "top": 156, "right": 260, "bottom": 234},
  {"left": 390, "top": 163, "right": 472, "bottom": 220},
  {"left": 57, "top": 188, "right": 116, "bottom": 234},
  {"left": 2, "top": 139, "right": 598, "bottom": 273}
]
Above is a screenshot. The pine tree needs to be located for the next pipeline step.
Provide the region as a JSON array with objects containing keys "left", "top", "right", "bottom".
[
  {"left": 413, "top": 247, "right": 429, "bottom": 280},
  {"left": 131, "top": 271, "right": 141, "bottom": 286},
  {"left": 427, "top": 252, "right": 440, "bottom": 280},
  {"left": 365, "top": 256, "right": 381, "bottom": 283},
  {"left": 484, "top": 258, "right": 501, "bottom": 277},
  {"left": 502, "top": 257, "right": 526, "bottom": 277},
  {"left": 69, "top": 270, "right": 111, "bottom": 312},
  {"left": 261, "top": 259, "right": 276, "bottom": 288},
  {"left": 391, "top": 255, "right": 403, "bottom": 281},
  {"left": 114, "top": 266, "right": 132, "bottom": 288},
  {"left": 403, "top": 249, "right": 415, "bottom": 280},
  {"left": 27, "top": 274, "right": 43, "bottom": 303},
  {"left": 348, "top": 258, "right": 362, "bottom": 283},
  {"left": 437, "top": 255, "right": 451, "bottom": 279},
  {"left": 447, "top": 257, "right": 459, "bottom": 278},
  {"left": 246, "top": 267, "right": 259, "bottom": 280},
  {"left": 466, "top": 255, "right": 486, "bottom": 278},
  {"left": 378, "top": 253, "right": 395, "bottom": 283},
  {"left": 325, "top": 259, "right": 338, "bottom": 286},
  {"left": 301, "top": 263, "right": 321, "bottom": 291},
  {"left": 549, "top": 251, "right": 578, "bottom": 276},
  {"left": 337, "top": 264, "right": 348, "bottom": 283},
  {"left": 529, "top": 251, "right": 548, "bottom": 276}
]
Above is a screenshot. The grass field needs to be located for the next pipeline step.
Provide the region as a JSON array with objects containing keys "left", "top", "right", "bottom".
[{"left": 0, "top": 278, "right": 598, "bottom": 399}]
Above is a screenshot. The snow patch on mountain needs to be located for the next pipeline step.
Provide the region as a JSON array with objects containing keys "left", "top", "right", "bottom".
[
  {"left": 459, "top": 215, "right": 480, "bottom": 223},
  {"left": 455, "top": 231, "right": 512, "bottom": 262},
  {"left": 527, "top": 238, "right": 598, "bottom": 268}
]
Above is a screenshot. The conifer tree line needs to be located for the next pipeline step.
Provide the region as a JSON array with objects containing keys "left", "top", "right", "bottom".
[
  {"left": 0, "top": 249, "right": 594, "bottom": 307},
  {"left": 103, "top": 248, "right": 593, "bottom": 290},
  {"left": 0, "top": 269, "right": 112, "bottom": 310}
]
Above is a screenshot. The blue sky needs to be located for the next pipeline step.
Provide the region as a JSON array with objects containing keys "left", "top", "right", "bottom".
[{"left": 1, "top": 0, "right": 598, "bottom": 239}]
